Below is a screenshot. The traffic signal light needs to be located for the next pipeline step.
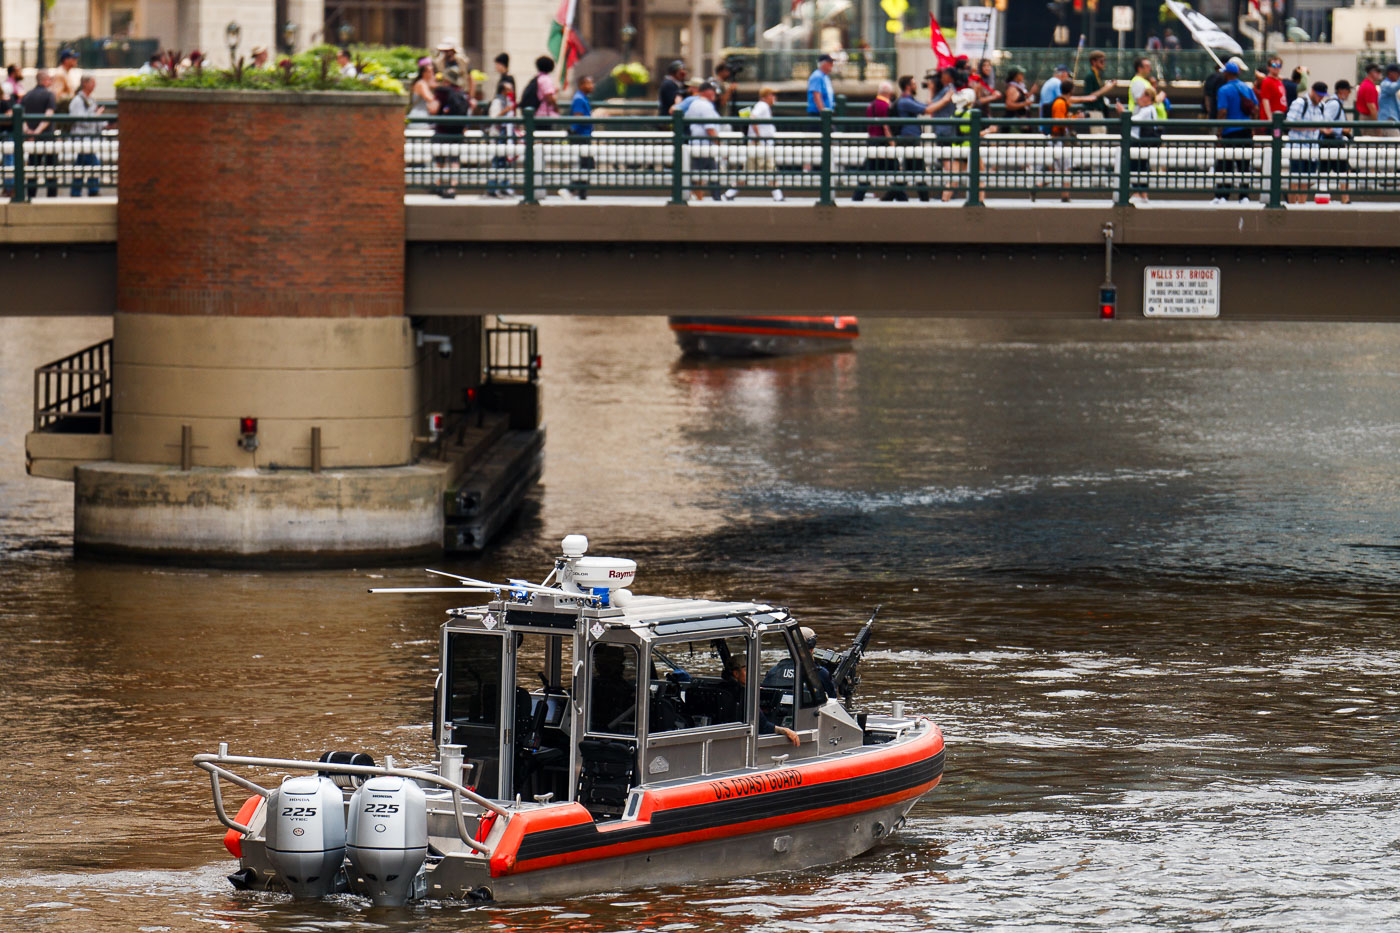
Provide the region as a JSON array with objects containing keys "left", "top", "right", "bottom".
[{"left": 1099, "top": 285, "right": 1117, "bottom": 320}]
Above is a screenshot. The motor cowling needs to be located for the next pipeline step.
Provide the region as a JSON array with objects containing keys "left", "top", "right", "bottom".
[
  {"left": 346, "top": 776, "right": 428, "bottom": 907},
  {"left": 263, "top": 775, "right": 347, "bottom": 899}
]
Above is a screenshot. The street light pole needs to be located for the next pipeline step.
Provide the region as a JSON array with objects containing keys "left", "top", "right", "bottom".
[{"left": 37, "top": 0, "right": 46, "bottom": 67}]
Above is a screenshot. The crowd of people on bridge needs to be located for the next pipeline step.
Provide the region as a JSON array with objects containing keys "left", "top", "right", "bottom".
[{"left": 6, "top": 40, "right": 1400, "bottom": 204}]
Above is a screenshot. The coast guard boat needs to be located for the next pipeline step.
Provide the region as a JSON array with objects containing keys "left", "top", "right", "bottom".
[{"left": 195, "top": 536, "right": 944, "bottom": 905}]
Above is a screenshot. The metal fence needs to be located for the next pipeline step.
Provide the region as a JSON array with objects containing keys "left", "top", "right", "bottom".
[
  {"left": 485, "top": 320, "right": 539, "bottom": 384},
  {"left": 3, "top": 109, "right": 119, "bottom": 202},
  {"left": 33, "top": 338, "right": 112, "bottom": 434},
  {"left": 403, "top": 111, "right": 1400, "bottom": 208},
  {"left": 6, "top": 108, "right": 1400, "bottom": 209}
]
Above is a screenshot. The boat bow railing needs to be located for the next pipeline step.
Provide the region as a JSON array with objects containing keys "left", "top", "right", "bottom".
[{"left": 194, "top": 743, "right": 509, "bottom": 857}]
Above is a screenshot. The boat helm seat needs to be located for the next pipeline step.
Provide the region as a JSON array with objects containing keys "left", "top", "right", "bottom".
[
  {"left": 577, "top": 737, "right": 636, "bottom": 819},
  {"left": 683, "top": 683, "right": 739, "bottom": 725}
]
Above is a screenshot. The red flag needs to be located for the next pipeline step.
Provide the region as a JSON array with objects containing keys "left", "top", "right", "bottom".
[{"left": 929, "top": 13, "right": 954, "bottom": 70}]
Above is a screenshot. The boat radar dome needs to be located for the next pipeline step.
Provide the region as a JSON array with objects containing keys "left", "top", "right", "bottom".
[{"left": 558, "top": 536, "right": 636, "bottom": 605}]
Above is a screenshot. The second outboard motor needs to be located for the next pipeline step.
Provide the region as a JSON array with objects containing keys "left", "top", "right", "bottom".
[
  {"left": 346, "top": 776, "right": 428, "bottom": 907},
  {"left": 264, "top": 775, "right": 347, "bottom": 899}
]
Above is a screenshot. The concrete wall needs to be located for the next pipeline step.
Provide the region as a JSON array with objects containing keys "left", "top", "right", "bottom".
[
  {"left": 485, "top": 0, "right": 556, "bottom": 88},
  {"left": 112, "top": 313, "right": 416, "bottom": 467}
]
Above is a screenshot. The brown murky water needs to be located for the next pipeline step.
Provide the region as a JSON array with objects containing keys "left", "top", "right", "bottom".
[{"left": 2, "top": 315, "right": 1399, "bottom": 931}]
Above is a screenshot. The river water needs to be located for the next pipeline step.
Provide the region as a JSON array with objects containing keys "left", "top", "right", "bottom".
[{"left": 2, "top": 315, "right": 1398, "bottom": 932}]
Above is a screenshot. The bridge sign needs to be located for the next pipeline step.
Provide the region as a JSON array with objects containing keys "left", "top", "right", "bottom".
[{"left": 1143, "top": 267, "right": 1221, "bottom": 318}]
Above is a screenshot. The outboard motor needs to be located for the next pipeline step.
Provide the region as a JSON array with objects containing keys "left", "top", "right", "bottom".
[
  {"left": 345, "top": 776, "right": 428, "bottom": 907},
  {"left": 264, "top": 775, "right": 347, "bottom": 899}
]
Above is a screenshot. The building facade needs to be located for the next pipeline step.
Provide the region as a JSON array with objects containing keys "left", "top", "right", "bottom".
[{"left": 3, "top": 0, "right": 727, "bottom": 83}]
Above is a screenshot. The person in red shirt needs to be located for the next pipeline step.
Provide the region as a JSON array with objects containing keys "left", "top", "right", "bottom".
[
  {"left": 1355, "top": 62, "right": 1382, "bottom": 122},
  {"left": 1257, "top": 57, "right": 1287, "bottom": 120}
]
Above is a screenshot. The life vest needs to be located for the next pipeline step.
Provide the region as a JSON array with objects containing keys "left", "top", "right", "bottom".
[{"left": 953, "top": 108, "right": 973, "bottom": 146}]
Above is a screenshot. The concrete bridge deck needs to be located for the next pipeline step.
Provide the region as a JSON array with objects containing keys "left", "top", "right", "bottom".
[{"left": 4, "top": 197, "right": 1397, "bottom": 319}]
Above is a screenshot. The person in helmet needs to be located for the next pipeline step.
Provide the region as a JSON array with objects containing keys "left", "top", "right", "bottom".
[{"left": 764, "top": 627, "right": 837, "bottom": 697}]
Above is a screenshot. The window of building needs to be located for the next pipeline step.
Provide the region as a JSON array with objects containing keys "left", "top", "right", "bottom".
[
  {"left": 325, "top": 0, "right": 425, "bottom": 50},
  {"left": 463, "top": 0, "right": 483, "bottom": 68}
]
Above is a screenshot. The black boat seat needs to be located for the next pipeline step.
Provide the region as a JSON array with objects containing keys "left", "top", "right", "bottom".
[
  {"left": 682, "top": 683, "right": 739, "bottom": 725},
  {"left": 577, "top": 737, "right": 636, "bottom": 819}
]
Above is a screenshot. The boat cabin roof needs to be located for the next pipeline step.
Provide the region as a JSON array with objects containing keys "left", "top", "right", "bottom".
[{"left": 444, "top": 591, "right": 788, "bottom": 640}]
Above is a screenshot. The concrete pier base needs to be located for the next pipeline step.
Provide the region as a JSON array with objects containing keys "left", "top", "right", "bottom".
[{"left": 74, "top": 461, "right": 449, "bottom": 565}]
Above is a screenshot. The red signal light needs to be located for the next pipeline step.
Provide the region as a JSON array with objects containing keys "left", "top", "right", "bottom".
[
  {"left": 237, "top": 417, "right": 259, "bottom": 452},
  {"left": 239, "top": 417, "right": 257, "bottom": 436},
  {"left": 1098, "top": 286, "right": 1117, "bottom": 320}
]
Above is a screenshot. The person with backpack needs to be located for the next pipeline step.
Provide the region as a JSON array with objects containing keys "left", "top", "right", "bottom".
[
  {"left": 1212, "top": 60, "right": 1258, "bottom": 204},
  {"left": 519, "top": 56, "right": 559, "bottom": 117}
]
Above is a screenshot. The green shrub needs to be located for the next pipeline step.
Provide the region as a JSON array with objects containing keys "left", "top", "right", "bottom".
[{"left": 115, "top": 49, "right": 406, "bottom": 94}]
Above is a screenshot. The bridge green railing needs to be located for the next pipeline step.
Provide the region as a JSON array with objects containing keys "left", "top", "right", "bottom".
[
  {"left": 6, "top": 107, "right": 1400, "bottom": 209},
  {"left": 3, "top": 109, "right": 119, "bottom": 202},
  {"left": 404, "top": 111, "right": 1400, "bottom": 209}
]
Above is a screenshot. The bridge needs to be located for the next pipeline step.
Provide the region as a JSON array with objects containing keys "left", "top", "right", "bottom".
[
  {"left": 7, "top": 97, "right": 1400, "bottom": 567},
  {"left": 4, "top": 111, "right": 1399, "bottom": 320}
]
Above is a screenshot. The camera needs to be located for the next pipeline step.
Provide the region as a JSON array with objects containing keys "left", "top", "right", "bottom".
[{"left": 720, "top": 57, "right": 745, "bottom": 79}]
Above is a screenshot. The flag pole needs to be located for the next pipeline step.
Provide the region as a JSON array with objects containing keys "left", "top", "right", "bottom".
[
  {"left": 1071, "top": 33, "right": 1086, "bottom": 79},
  {"left": 559, "top": 0, "right": 579, "bottom": 89}
]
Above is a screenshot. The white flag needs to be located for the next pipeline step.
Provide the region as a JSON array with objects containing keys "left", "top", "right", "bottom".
[{"left": 1164, "top": 0, "right": 1244, "bottom": 56}]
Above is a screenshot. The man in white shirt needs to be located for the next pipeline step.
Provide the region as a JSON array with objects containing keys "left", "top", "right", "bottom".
[
  {"left": 1285, "top": 81, "right": 1329, "bottom": 204},
  {"left": 684, "top": 81, "right": 723, "bottom": 199},
  {"left": 337, "top": 48, "right": 357, "bottom": 78},
  {"left": 741, "top": 86, "right": 783, "bottom": 201}
]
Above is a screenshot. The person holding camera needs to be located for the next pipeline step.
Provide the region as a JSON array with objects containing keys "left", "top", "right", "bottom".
[{"left": 710, "top": 60, "right": 739, "bottom": 116}]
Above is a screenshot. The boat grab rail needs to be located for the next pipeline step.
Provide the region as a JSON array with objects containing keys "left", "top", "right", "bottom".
[{"left": 193, "top": 743, "right": 509, "bottom": 857}]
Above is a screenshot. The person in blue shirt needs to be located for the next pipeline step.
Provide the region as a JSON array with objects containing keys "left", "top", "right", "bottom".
[
  {"left": 806, "top": 53, "right": 835, "bottom": 129},
  {"left": 1039, "top": 63, "right": 1068, "bottom": 116},
  {"left": 1212, "top": 61, "right": 1258, "bottom": 203},
  {"left": 565, "top": 75, "right": 595, "bottom": 198},
  {"left": 1378, "top": 63, "right": 1400, "bottom": 131},
  {"left": 569, "top": 75, "right": 594, "bottom": 137}
]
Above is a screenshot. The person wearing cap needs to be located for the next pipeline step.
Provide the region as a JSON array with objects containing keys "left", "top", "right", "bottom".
[
  {"left": 684, "top": 81, "right": 724, "bottom": 200},
  {"left": 942, "top": 86, "right": 981, "bottom": 202},
  {"left": 54, "top": 49, "right": 81, "bottom": 105},
  {"left": 1285, "top": 81, "right": 1330, "bottom": 204},
  {"left": 1212, "top": 60, "right": 1258, "bottom": 204},
  {"left": 659, "top": 59, "right": 686, "bottom": 116},
  {"left": 1377, "top": 64, "right": 1400, "bottom": 137},
  {"left": 710, "top": 60, "right": 737, "bottom": 116},
  {"left": 436, "top": 40, "right": 473, "bottom": 100},
  {"left": 672, "top": 75, "right": 703, "bottom": 115},
  {"left": 725, "top": 654, "right": 799, "bottom": 745},
  {"left": 249, "top": 46, "right": 269, "bottom": 69},
  {"left": 1079, "top": 51, "right": 1114, "bottom": 122},
  {"left": 745, "top": 86, "right": 784, "bottom": 201},
  {"left": 806, "top": 53, "right": 835, "bottom": 128},
  {"left": 1038, "top": 63, "right": 1069, "bottom": 121},
  {"left": 1258, "top": 57, "right": 1286, "bottom": 121}
]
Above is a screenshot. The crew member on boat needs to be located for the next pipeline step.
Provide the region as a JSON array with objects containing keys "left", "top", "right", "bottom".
[{"left": 724, "top": 654, "right": 799, "bottom": 745}]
